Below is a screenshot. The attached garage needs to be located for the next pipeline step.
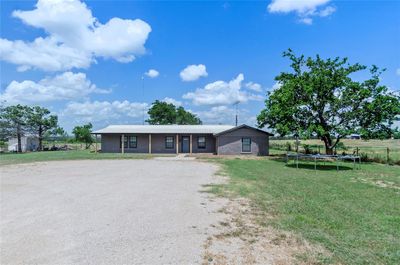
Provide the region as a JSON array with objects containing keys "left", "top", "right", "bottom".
[{"left": 215, "top": 125, "right": 272, "bottom": 156}]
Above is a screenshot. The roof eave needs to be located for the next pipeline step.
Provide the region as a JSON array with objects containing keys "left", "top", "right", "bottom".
[{"left": 214, "top": 124, "right": 273, "bottom": 136}]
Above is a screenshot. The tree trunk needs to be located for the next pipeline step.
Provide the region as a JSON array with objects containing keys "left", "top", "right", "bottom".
[
  {"left": 17, "top": 125, "right": 22, "bottom": 153},
  {"left": 325, "top": 145, "right": 334, "bottom": 155},
  {"left": 38, "top": 125, "right": 43, "bottom": 151},
  {"left": 322, "top": 135, "right": 334, "bottom": 155}
]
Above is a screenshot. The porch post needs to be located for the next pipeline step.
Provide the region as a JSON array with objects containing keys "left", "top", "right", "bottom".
[
  {"left": 215, "top": 136, "right": 219, "bottom": 155},
  {"left": 148, "top": 134, "right": 152, "bottom": 154},
  {"left": 121, "top": 134, "right": 124, "bottom": 154},
  {"left": 176, "top": 134, "right": 179, "bottom": 154},
  {"left": 95, "top": 134, "right": 97, "bottom": 153},
  {"left": 190, "top": 134, "right": 192, "bottom": 154}
]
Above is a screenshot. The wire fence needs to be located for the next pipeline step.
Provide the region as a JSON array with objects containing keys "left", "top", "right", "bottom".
[
  {"left": 41, "top": 141, "right": 100, "bottom": 152},
  {"left": 270, "top": 140, "right": 400, "bottom": 166}
]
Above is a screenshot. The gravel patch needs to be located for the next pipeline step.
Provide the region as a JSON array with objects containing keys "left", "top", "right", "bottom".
[{"left": 0, "top": 160, "right": 226, "bottom": 265}]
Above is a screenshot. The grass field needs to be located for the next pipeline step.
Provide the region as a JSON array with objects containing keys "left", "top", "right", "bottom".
[
  {"left": 209, "top": 158, "right": 400, "bottom": 264},
  {"left": 270, "top": 139, "right": 400, "bottom": 164},
  {"left": 0, "top": 150, "right": 159, "bottom": 166}
]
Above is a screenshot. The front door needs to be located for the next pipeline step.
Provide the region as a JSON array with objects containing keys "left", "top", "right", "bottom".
[{"left": 181, "top": 136, "right": 190, "bottom": 153}]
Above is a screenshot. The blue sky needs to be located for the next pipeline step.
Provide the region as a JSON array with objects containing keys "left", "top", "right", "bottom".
[{"left": 1, "top": 0, "right": 399, "bottom": 132}]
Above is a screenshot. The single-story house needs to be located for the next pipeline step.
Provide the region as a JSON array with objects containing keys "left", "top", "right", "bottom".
[{"left": 93, "top": 124, "right": 273, "bottom": 155}]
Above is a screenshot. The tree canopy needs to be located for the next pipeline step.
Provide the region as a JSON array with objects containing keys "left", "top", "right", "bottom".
[
  {"left": 27, "top": 106, "right": 59, "bottom": 150},
  {"left": 257, "top": 49, "right": 400, "bottom": 154},
  {"left": 1, "top": 104, "right": 33, "bottom": 152},
  {"left": 147, "top": 100, "right": 202, "bottom": 125},
  {"left": 0, "top": 104, "right": 61, "bottom": 152},
  {"left": 175, "top": 106, "right": 202, "bottom": 125},
  {"left": 72, "top": 123, "right": 94, "bottom": 149}
]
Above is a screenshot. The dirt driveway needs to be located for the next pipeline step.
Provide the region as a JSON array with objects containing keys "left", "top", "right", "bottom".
[{"left": 0, "top": 159, "right": 225, "bottom": 264}]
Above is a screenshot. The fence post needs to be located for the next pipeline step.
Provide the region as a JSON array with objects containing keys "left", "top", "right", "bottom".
[
  {"left": 387, "top": 147, "right": 390, "bottom": 164},
  {"left": 356, "top": 147, "right": 359, "bottom": 156}
]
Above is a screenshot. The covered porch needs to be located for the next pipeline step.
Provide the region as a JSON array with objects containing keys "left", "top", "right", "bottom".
[{"left": 94, "top": 133, "right": 216, "bottom": 154}]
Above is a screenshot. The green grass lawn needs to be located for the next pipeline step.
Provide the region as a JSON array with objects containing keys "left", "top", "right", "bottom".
[
  {"left": 211, "top": 158, "right": 400, "bottom": 264},
  {"left": 0, "top": 150, "right": 159, "bottom": 166}
]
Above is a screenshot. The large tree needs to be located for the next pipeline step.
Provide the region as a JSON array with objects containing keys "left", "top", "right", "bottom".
[
  {"left": 0, "top": 104, "right": 31, "bottom": 152},
  {"left": 257, "top": 49, "right": 400, "bottom": 154},
  {"left": 0, "top": 116, "right": 10, "bottom": 144},
  {"left": 147, "top": 100, "right": 202, "bottom": 125},
  {"left": 72, "top": 123, "right": 94, "bottom": 149},
  {"left": 146, "top": 100, "right": 177, "bottom": 124},
  {"left": 175, "top": 106, "right": 202, "bottom": 125},
  {"left": 28, "top": 106, "right": 58, "bottom": 151}
]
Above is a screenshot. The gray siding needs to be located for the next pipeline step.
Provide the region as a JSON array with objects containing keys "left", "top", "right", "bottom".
[
  {"left": 191, "top": 134, "right": 215, "bottom": 153},
  {"left": 216, "top": 128, "right": 269, "bottom": 156},
  {"left": 100, "top": 129, "right": 268, "bottom": 155},
  {"left": 101, "top": 134, "right": 120, "bottom": 153},
  {"left": 151, "top": 134, "right": 177, "bottom": 154},
  {"left": 101, "top": 134, "right": 149, "bottom": 153},
  {"left": 101, "top": 134, "right": 216, "bottom": 154}
]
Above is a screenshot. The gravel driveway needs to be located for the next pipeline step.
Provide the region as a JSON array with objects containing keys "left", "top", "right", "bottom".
[{"left": 0, "top": 159, "right": 225, "bottom": 265}]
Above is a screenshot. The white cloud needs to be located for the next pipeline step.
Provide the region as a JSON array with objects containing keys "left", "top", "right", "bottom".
[
  {"left": 0, "top": 72, "right": 109, "bottom": 104},
  {"left": 145, "top": 69, "right": 159, "bottom": 78},
  {"left": 268, "top": 0, "right": 330, "bottom": 14},
  {"left": 195, "top": 106, "right": 234, "bottom": 124},
  {"left": 180, "top": 64, "right": 208, "bottom": 81},
  {"left": 245, "top": 82, "right": 263, "bottom": 92},
  {"left": 270, "top": 81, "right": 282, "bottom": 91},
  {"left": 268, "top": 0, "right": 335, "bottom": 25},
  {"left": 62, "top": 100, "right": 148, "bottom": 123},
  {"left": 195, "top": 106, "right": 256, "bottom": 126},
  {"left": 0, "top": 37, "right": 92, "bottom": 72},
  {"left": 0, "top": 0, "right": 151, "bottom": 71},
  {"left": 247, "top": 94, "right": 264, "bottom": 101},
  {"left": 396, "top": 68, "right": 400, "bottom": 76},
  {"left": 299, "top": 17, "right": 313, "bottom": 25},
  {"left": 183, "top": 74, "right": 263, "bottom": 106},
  {"left": 318, "top": 6, "right": 336, "bottom": 17},
  {"left": 162, "top": 97, "right": 182, "bottom": 107}
]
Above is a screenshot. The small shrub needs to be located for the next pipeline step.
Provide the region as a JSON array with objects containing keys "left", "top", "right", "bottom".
[
  {"left": 303, "top": 144, "right": 312, "bottom": 154},
  {"left": 335, "top": 142, "right": 348, "bottom": 151},
  {"left": 285, "top": 142, "right": 292, "bottom": 151}
]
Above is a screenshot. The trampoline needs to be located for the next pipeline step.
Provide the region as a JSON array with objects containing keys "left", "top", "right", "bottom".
[{"left": 286, "top": 153, "right": 361, "bottom": 170}]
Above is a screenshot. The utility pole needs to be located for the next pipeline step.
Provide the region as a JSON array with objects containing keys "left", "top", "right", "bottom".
[
  {"left": 141, "top": 75, "right": 145, "bottom": 125},
  {"left": 233, "top": 101, "right": 239, "bottom": 126}
]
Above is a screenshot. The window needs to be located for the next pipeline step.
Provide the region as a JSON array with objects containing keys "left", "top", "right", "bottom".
[
  {"left": 128, "top": 136, "right": 137, "bottom": 148},
  {"left": 165, "top": 136, "right": 174, "bottom": 149},
  {"left": 242, "top": 138, "right": 251, "bottom": 152},
  {"left": 198, "top": 136, "right": 206, "bottom": 149}
]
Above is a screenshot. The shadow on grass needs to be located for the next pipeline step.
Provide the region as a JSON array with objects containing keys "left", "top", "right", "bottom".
[
  {"left": 285, "top": 163, "right": 354, "bottom": 171},
  {"left": 199, "top": 183, "right": 228, "bottom": 197}
]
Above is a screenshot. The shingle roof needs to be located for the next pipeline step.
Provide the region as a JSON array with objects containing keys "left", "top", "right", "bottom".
[{"left": 93, "top": 125, "right": 235, "bottom": 134}]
